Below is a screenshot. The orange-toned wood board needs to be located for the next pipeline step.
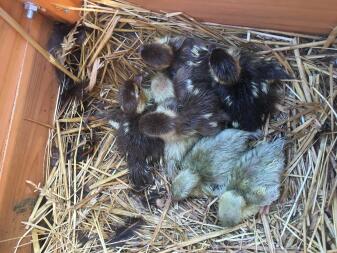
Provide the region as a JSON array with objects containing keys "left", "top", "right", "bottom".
[
  {"left": 0, "top": 0, "right": 58, "bottom": 252},
  {"left": 129, "top": 0, "right": 337, "bottom": 34},
  {"left": 18, "top": 0, "right": 81, "bottom": 23},
  {"left": 14, "top": 0, "right": 337, "bottom": 33}
]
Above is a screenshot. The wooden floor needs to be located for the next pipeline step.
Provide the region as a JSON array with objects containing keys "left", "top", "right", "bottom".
[{"left": 0, "top": 0, "right": 58, "bottom": 252}]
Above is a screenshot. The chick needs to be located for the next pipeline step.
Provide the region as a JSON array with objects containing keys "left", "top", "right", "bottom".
[
  {"left": 140, "top": 36, "right": 213, "bottom": 85},
  {"left": 148, "top": 65, "right": 204, "bottom": 104},
  {"left": 138, "top": 94, "right": 199, "bottom": 177},
  {"left": 148, "top": 72, "right": 175, "bottom": 103},
  {"left": 217, "top": 138, "right": 285, "bottom": 226},
  {"left": 140, "top": 36, "right": 185, "bottom": 71},
  {"left": 140, "top": 69, "right": 194, "bottom": 177},
  {"left": 142, "top": 66, "right": 230, "bottom": 137},
  {"left": 217, "top": 191, "right": 260, "bottom": 227},
  {"left": 171, "top": 129, "right": 285, "bottom": 226},
  {"left": 172, "top": 129, "right": 262, "bottom": 200},
  {"left": 142, "top": 37, "right": 288, "bottom": 131},
  {"left": 139, "top": 67, "right": 230, "bottom": 176},
  {"left": 109, "top": 75, "right": 164, "bottom": 190},
  {"left": 209, "top": 47, "right": 289, "bottom": 131}
]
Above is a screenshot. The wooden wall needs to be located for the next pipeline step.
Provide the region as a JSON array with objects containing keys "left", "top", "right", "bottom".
[
  {"left": 129, "top": 0, "right": 337, "bottom": 34},
  {"left": 0, "top": 0, "right": 58, "bottom": 252},
  {"left": 18, "top": 0, "right": 81, "bottom": 23},
  {"left": 11, "top": 0, "right": 337, "bottom": 33}
]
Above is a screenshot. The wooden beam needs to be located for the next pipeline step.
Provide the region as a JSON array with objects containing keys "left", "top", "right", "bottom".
[{"left": 129, "top": 0, "right": 337, "bottom": 34}]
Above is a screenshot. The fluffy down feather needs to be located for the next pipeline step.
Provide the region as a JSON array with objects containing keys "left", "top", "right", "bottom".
[
  {"left": 141, "top": 37, "right": 288, "bottom": 131},
  {"left": 140, "top": 66, "right": 230, "bottom": 177},
  {"left": 172, "top": 129, "right": 285, "bottom": 226},
  {"left": 209, "top": 47, "right": 289, "bottom": 131},
  {"left": 140, "top": 66, "right": 230, "bottom": 139},
  {"left": 109, "top": 77, "right": 164, "bottom": 190}
]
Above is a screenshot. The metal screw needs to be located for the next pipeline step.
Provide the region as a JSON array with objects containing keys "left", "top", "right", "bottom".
[{"left": 24, "top": 2, "right": 38, "bottom": 19}]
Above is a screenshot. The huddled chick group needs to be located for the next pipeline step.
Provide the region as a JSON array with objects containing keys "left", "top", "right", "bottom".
[
  {"left": 172, "top": 129, "right": 285, "bottom": 227},
  {"left": 109, "top": 35, "right": 288, "bottom": 226}
]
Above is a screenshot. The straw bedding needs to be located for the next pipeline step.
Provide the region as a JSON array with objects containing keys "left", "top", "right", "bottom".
[{"left": 18, "top": 1, "right": 337, "bottom": 252}]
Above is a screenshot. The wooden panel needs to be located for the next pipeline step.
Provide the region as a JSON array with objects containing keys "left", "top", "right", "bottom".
[
  {"left": 0, "top": 0, "right": 58, "bottom": 252},
  {"left": 14, "top": 0, "right": 337, "bottom": 33},
  {"left": 19, "top": 0, "right": 81, "bottom": 23},
  {"left": 129, "top": 0, "right": 337, "bottom": 34}
]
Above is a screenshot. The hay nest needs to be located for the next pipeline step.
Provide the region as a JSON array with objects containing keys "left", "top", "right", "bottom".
[{"left": 19, "top": 1, "right": 337, "bottom": 252}]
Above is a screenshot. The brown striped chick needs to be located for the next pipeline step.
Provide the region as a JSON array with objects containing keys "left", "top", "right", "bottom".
[{"left": 109, "top": 75, "right": 164, "bottom": 190}]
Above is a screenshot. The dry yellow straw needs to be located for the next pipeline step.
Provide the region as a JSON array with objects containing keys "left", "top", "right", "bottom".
[{"left": 15, "top": 0, "right": 337, "bottom": 252}]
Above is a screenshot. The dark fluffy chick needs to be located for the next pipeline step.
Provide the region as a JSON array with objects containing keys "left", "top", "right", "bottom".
[
  {"left": 139, "top": 67, "right": 230, "bottom": 177},
  {"left": 209, "top": 47, "right": 289, "bottom": 131},
  {"left": 139, "top": 66, "right": 230, "bottom": 141},
  {"left": 140, "top": 36, "right": 213, "bottom": 86},
  {"left": 142, "top": 37, "right": 288, "bottom": 131},
  {"left": 109, "top": 76, "right": 164, "bottom": 190}
]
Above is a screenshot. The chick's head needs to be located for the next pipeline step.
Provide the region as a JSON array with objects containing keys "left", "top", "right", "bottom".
[
  {"left": 209, "top": 48, "right": 241, "bottom": 86},
  {"left": 118, "top": 75, "right": 147, "bottom": 115},
  {"left": 139, "top": 98, "right": 180, "bottom": 141},
  {"left": 139, "top": 111, "right": 176, "bottom": 140},
  {"left": 172, "top": 169, "right": 201, "bottom": 200},
  {"left": 218, "top": 190, "right": 246, "bottom": 227},
  {"left": 140, "top": 43, "right": 174, "bottom": 70}
]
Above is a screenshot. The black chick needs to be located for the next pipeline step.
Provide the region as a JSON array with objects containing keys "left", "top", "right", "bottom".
[
  {"left": 209, "top": 47, "right": 289, "bottom": 131},
  {"left": 140, "top": 36, "right": 184, "bottom": 71},
  {"left": 140, "top": 36, "right": 213, "bottom": 86},
  {"left": 109, "top": 75, "right": 164, "bottom": 190}
]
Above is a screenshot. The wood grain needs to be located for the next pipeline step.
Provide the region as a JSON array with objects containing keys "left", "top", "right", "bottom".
[
  {"left": 15, "top": 0, "right": 337, "bottom": 33},
  {"left": 19, "top": 0, "right": 81, "bottom": 23},
  {"left": 129, "top": 0, "right": 337, "bottom": 34},
  {"left": 0, "top": 0, "right": 58, "bottom": 252}
]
